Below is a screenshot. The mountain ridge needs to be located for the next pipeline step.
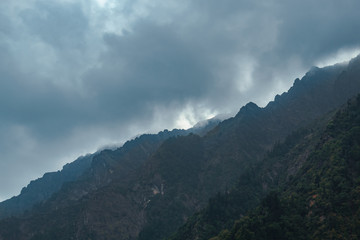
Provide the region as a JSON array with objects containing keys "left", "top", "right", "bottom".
[
  {"left": 205, "top": 94, "right": 360, "bottom": 240},
  {"left": 0, "top": 118, "right": 221, "bottom": 220},
  {"left": 0, "top": 55, "right": 360, "bottom": 239},
  {"left": 0, "top": 154, "right": 93, "bottom": 219}
]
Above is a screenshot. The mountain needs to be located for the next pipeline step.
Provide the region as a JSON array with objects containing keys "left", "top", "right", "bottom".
[
  {"left": 0, "top": 128, "right": 189, "bottom": 220},
  {"left": 0, "top": 118, "right": 220, "bottom": 220},
  {"left": 0, "top": 55, "right": 360, "bottom": 240},
  {"left": 191, "top": 114, "right": 229, "bottom": 136},
  {"left": 0, "top": 154, "right": 93, "bottom": 219},
  {"left": 168, "top": 106, "right": 332, "bottom": 240},
  {"left": 194, "top": 94, "right": 360, "bottom": 240}
]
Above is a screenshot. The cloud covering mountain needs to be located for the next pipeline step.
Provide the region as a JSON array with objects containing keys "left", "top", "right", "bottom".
[{"left": 1, "top": 0, "right": 360, "bottom": 201}]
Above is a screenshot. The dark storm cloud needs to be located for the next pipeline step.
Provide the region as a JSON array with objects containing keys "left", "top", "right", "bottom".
[
  {"left": 276, "top": 1, "right": 360, "bottom": 59},
  {"left": 84, "top": 21, "right": 213, "bottom": 114},
  {"left": 1, "top": 0, "right": 360, "bottom": 201},
  {"left": 83, "top": 1, "right": 279, "bottom": 113}
]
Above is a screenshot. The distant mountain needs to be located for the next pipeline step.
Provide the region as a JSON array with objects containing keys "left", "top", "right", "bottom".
[
  {"left": 36, "top": 128, "right": 190, "bottom": 212},
  {"left": 191, "top": 114, "right": 229, "bottom": 136},
  {"left": 0, "top": 55, "right": 360, "bottom": 240},
  {"left": 0, "top": 154, "right": 93, "bottom": 219},
  {"left": 0, "top": 117, "right": 219, "bottom": 220}
]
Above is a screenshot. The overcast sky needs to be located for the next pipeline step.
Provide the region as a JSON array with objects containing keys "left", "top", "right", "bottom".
[{"left": 1, "top": 0, "right": 360, "bottom": 201}]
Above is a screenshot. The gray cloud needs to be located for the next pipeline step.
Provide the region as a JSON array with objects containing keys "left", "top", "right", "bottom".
[
  {"left": 1, "top": 0, "right": 360, "bottom": 201},
  {"left": 20, "top": 1, "right": 89, "bottom": 49}
]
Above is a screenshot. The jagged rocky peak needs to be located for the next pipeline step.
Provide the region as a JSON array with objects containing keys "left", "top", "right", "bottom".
[
  {"left": 293, "top": 77, "right": 301, "bottom": 86},
  {"left": 236, "top": 101, "right": 261, "bottom": 116}
]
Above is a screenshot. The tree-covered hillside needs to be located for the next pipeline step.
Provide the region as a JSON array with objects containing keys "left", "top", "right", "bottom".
[{"left": 175, "top": 95, "right": 360, "bottom": 240}]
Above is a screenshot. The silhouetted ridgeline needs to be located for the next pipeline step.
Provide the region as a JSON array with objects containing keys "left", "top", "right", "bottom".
[{"left": 1, "top": 55, "right": 360, "bottom": 239}]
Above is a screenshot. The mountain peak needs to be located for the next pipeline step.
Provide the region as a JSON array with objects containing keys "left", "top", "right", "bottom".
[{"left": 236, "top": 102, "right": 261, "bottom": 116}]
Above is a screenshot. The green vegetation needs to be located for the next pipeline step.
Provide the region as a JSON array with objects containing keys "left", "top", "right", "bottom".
[
  {"left": 206, "top": 95, "right": 360, "bottom": 240},
  {"left": 169, "top": 126, "right": 315, "bottom": 240}
]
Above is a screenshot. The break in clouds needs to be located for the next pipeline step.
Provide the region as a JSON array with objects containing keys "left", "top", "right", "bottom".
[{"left": 1, "top": 0, "right": 360, "bottom": 200}]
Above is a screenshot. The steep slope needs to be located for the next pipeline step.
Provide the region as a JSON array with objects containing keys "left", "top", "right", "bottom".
[
  {"left": 196, "top": 57, "right": 360, "bottom": 199},
  {"left": 35, "top": 121, "right": 221, "bottom": 213},
  {"left": 0, "top": 154, "right": 93, "bottom": 219},
  {"left": 0, "top": 128, "right": 189, "bottom": 220},
  {"left": 1, "top": 56, "right": 360, "bottom": 240},
  {"left": 209, "top": 94, "right": 360, "bottom": 240},
  {"left": 168, "top": 111, "right": 332, "bottom": 240},
  {"left": 42, "top": 129, "right": 191, "bottom": 210}
]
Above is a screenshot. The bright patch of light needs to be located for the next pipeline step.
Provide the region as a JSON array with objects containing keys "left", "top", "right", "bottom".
[
  {"left": 175, "top": 107, "right": 196, "bottom": 130},
  {"left": 316, "top": 47, "right": 360, "bottom": 68},
  {"left": 95, "top": 0, "right": 108, "bottom": 7},
  {"left": 176, "top": 115, "right": 193, "bottom": 130},
  {"left": 175, "top": 105, "right": 217, "bottom": 130}
]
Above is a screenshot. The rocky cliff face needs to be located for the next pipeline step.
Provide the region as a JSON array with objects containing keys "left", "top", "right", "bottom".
[{"left": 1, "top": 56, "right": 360, "bottom": 240}]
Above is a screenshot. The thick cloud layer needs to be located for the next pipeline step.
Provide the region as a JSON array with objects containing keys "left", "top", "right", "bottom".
[{"left": 1, "top": 0, "right": 360, "bottom": 201}]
